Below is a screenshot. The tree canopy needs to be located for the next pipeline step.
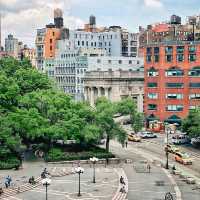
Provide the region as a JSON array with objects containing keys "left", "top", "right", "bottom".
[
  {"left": 182, "top": 108, "right": 200, "bottom": 138},
  {"left": 0, "top": 57, "right": 143, "bottom": 165}
]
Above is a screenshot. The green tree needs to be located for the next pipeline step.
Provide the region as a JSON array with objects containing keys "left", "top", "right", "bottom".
[
  {"left": 182, "top": 108, "right": 200, "bottom": 138},
  {"left": 95, "top": 97, "right": 126, "bottom": 152},
  {"left": 116, "top": 97, "right": 144, "bottom": 133}
]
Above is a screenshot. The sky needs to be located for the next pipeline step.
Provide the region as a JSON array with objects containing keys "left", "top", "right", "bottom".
[{"left": 1, "top": 0, "right": 200, "bottom": 47}]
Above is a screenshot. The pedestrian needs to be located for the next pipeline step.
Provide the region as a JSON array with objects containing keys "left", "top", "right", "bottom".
[
  {"left": 120, "top": 176, "right": 125, "bottom": 185},
  {"left": 6, "top": 175, "right": 12, "bottom": 187},
  {"left": 147, "top": 164, "right": 151, "bottom": 173},
  {"left": 0, "top": 187, "right": 3, "bottom": 195},
  {"left": 125, "top": 141, "right": 128, "bottom": 148},
  {"left": 120, "top": 186, "right": 126, "bottom": 193}
]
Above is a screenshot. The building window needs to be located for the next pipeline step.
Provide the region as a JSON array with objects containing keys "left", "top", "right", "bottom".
[
  {"left": 154, "top": 47, "right": 159, "bottom": 54},
  {"left": 52, "top": 32, "right": 55, "bottom": 36},
  {"left": 166, "top": 83, "right": 184, "bottom": 88},
  {"left": 148, "top": 104, "right": 157, "bottom": 110},
  {"left": 189, "top": 46, "right": 196, "bottom": 53},
  {"left": 108, "top": 60, "right": 112, "bottom": 64},
  {"left": 82, "top": 41, "right": 84, "bottom": 46},
  {"left": 165, "top": 67, "right": 184, "bottom": 76},
  {"left": 176, "top": 46, "right": 184, "bottom": 54},
  {"left": 165, "top": 46, "right": 173, "bottom": 54},
  {"left": 148, "top": 93, "right": 158, "bottom": 99},
  {"left": 129, "top": 60, "right": 132, "bottom": 64},
  {"left": 97, "top": 59, "right": 101, "bottom": 63},
  {"left": 189, "top": 82, "right": 200, "bottom": 88},
  {"left": 50, "top": 46, "right": 52, "bottom": 51},
  {"left": 146, "top": 55, "right": 152, "bottom": 63},
  {"left": 147, "top": 47, "right": 152, "bottom": 54},
  {"left": 78, "top": 41, "right": 80, "bottom": 46},
  {"left": 147, "top": 68, "right": 158, "bottom": 77},
  {"left": 189, "top": 94, "right": 200, "bottom": 100},
  {"left": 189, "top": 67, "right": 200, "bottom": 76},
  {"left": 177, "top": 54, "right": 184, "bottom": 62},
  {"left": 166, "top": 94, "right": 183, "bottom": 99},
  {"left": 147, "top": 82, "right": 157, "bottom": 88},
  {"left": 189, "top": 54, "right": 196, "bottom": 62},
  {"left": 119, "top": 60, "right": 122, "bottom": 64},
  {"left": 166, "top": 105, "right": 183, "bottom": 111},
  {"left": 166, "top": 55, "right": 173, "bottom": 62},
  {"left": 154, "top": 55, "right": 159, "bottom": 62},
  {"left": 50, "top": 39, "right": 52, "bottom": 43}
]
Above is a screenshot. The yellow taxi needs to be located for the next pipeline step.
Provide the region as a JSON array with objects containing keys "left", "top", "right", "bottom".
[
  {"left": 128, "top": 134, "right": 141, "bottom": 142},
  {"left": 174, "top": 152, "right": 192, "bottom": 165}
]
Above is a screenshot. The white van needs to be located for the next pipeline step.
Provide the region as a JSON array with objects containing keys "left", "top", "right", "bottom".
[{"left": 172, "top": 134, "right": 189, "bottom": 144}]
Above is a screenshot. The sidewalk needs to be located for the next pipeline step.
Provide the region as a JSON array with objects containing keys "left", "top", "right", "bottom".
[{"left": 110, "top": 141, "right": 176, "bottom": 200}]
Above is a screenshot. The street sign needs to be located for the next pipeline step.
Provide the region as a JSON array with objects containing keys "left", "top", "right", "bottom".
[{"left": 165, "top": 192, "right": 173, "bottom": 200}]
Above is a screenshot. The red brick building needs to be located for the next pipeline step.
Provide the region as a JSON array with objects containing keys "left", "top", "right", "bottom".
[{"left": 144, "top": 41, "right": 200, "bottom": 125}]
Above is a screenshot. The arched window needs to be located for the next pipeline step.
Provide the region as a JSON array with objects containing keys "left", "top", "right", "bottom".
[
  {"left": 188, "top": 66, "right": 200, "bottom": 77},
  {"left": 165, "top": 66, "right": 184, "bottom": 76}
]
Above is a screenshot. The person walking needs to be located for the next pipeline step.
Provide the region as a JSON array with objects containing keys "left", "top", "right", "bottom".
[
  {"left": 125, "top": 141, "right": 128, "bottom": 148},
  {"left": 147, "top": 164, "right": 151, "bottom": 173}
]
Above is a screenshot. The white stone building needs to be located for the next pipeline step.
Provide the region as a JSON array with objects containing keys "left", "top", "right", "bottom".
[{"left": 84, "top": 70, "right": 144, "bottom": 112}]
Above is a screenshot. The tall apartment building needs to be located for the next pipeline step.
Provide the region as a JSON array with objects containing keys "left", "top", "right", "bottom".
[
  {"left": 144, "top": 41, "right": 200, "bottom": 125},
  {"left": 5, "top": 34, "right": 19, "bottom": 58},
  {"left": 35, "top": 28, "right": 46, "bottom": 70},
  {"left": 44, "top": 39, "right": 88, "bottom": 101}
]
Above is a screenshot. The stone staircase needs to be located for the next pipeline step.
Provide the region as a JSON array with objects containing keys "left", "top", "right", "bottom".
[{"left": 0, "top": 177, "right": 42, "bottom": 199}]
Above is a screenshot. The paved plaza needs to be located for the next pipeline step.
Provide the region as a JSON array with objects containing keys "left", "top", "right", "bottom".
[{"left": 0, "top": 162, "right": 120, "bottom": 200}]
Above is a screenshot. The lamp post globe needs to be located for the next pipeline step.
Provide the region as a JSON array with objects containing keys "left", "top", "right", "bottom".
[
  {"left": 42, "top": 178, "right": 51, "bottom": 200},
  {"left": 75, "top": 167, "right": 84, "bottom": 196},
  {"left": 90, "top": 157, "right": 98, "bottom": 183}
]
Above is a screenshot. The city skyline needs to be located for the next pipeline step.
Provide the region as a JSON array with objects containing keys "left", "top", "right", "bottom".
[{"left": 1, "top": 0, "right": 200, "bottom": 47}]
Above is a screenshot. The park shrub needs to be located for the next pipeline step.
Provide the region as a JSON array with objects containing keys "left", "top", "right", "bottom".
[
  {"left": 45, "top": 147, "right": 114, "bottom": 162},
  {"left": 0, "top": 157, "right": 21, "bottom": 169}
]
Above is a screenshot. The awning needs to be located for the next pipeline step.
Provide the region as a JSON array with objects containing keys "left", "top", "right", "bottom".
[{"left": 164, "top": 115, "right": 182, "bottom": 124}]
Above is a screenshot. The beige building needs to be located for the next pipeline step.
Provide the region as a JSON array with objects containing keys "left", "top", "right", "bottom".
[{"left": 84, "top": 70, "right": 144, "bottom": 112}]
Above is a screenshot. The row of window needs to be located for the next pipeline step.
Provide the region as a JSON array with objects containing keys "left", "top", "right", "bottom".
[
  {"left": 146, "top": 54, "right": 196, "bottom": 63},
  {"left": 147, "top": 104, "right": 198, "bottom": 111},
  {"left": 147, "top": 82, "right": 200, "bottom": 88},
  {"left": 96, "top": 59, "right": 140, "bottom": 65},
  {"left": 55, "top": 67, "right": 75, "bottom": 74},
  {"left": 147, "top": 46, "right": 196, "bottom": 55},
  {"left": 63, "top": 86, "right": 76, "bottom": 94},
  {"left": 147, "top": 93, "right": 200, "bottom": 100},
  {"left": 77, "top": 41, "right": 112, "bottom": 47},
  {"left": 148, "top": 69, "right": 200, "bottom": 77},
  {"left": 75, "top": 34, "right": 118, "bottom": 40},
  {"left": 56, "top": 76, "right": 76, "bottom": 84},
  {"left": 61, "top": 54, "right": 77, "bottom": 58}
]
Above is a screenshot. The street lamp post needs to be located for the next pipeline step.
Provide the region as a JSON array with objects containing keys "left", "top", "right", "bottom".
[
  {"left": 41, "top": 178, "right": 51, "bottom": 200},
  {"left": 165, "top": 125, "right": 171, "bottom": 169},
  {"left": 75, "top": 167, "right": 84, "bottom": 197},
  {"left": 90, "top": 157, "right": 99, "bottom": 183}
]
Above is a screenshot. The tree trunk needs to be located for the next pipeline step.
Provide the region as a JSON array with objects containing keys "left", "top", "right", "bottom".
[{"left": 106, "top": 135, "right": 110, "bottom": 152}]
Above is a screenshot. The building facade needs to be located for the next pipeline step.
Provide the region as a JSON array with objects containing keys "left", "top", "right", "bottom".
[
  {"left": 84, "top": 70, "right": 144, "bottom": 112},
  {"left": 35, "top": 28, "right": 46, "bottom": 70},
  {"left": 5, "top": 34, "right": 19, "bottom": 58},
  {"left": 144, "top": 41, "right": 200, "bottom": 124}
]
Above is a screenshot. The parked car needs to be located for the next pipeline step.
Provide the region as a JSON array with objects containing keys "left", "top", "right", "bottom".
[
  {"left": 191, "top": 137, "right": 200, "bottom": 148},
  {"left": 174, "top": 152, "right": 192, "bottom": 165},
  {"left": 172, "top": 134, "right": 190, "bottom": 145},
  {"left": 137, "top": 131, "right": 157, "bottom": 139},
  {"left": 164, "top": 144, "right": 180, "bottom": 154},
  {"left": 128, "top": 134, "right": 141, "bottom": 142}
]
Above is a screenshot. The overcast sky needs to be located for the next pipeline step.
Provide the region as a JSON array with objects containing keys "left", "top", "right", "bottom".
[{"left": 1, "top": 0, "right": 200, "bottom": 47}]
